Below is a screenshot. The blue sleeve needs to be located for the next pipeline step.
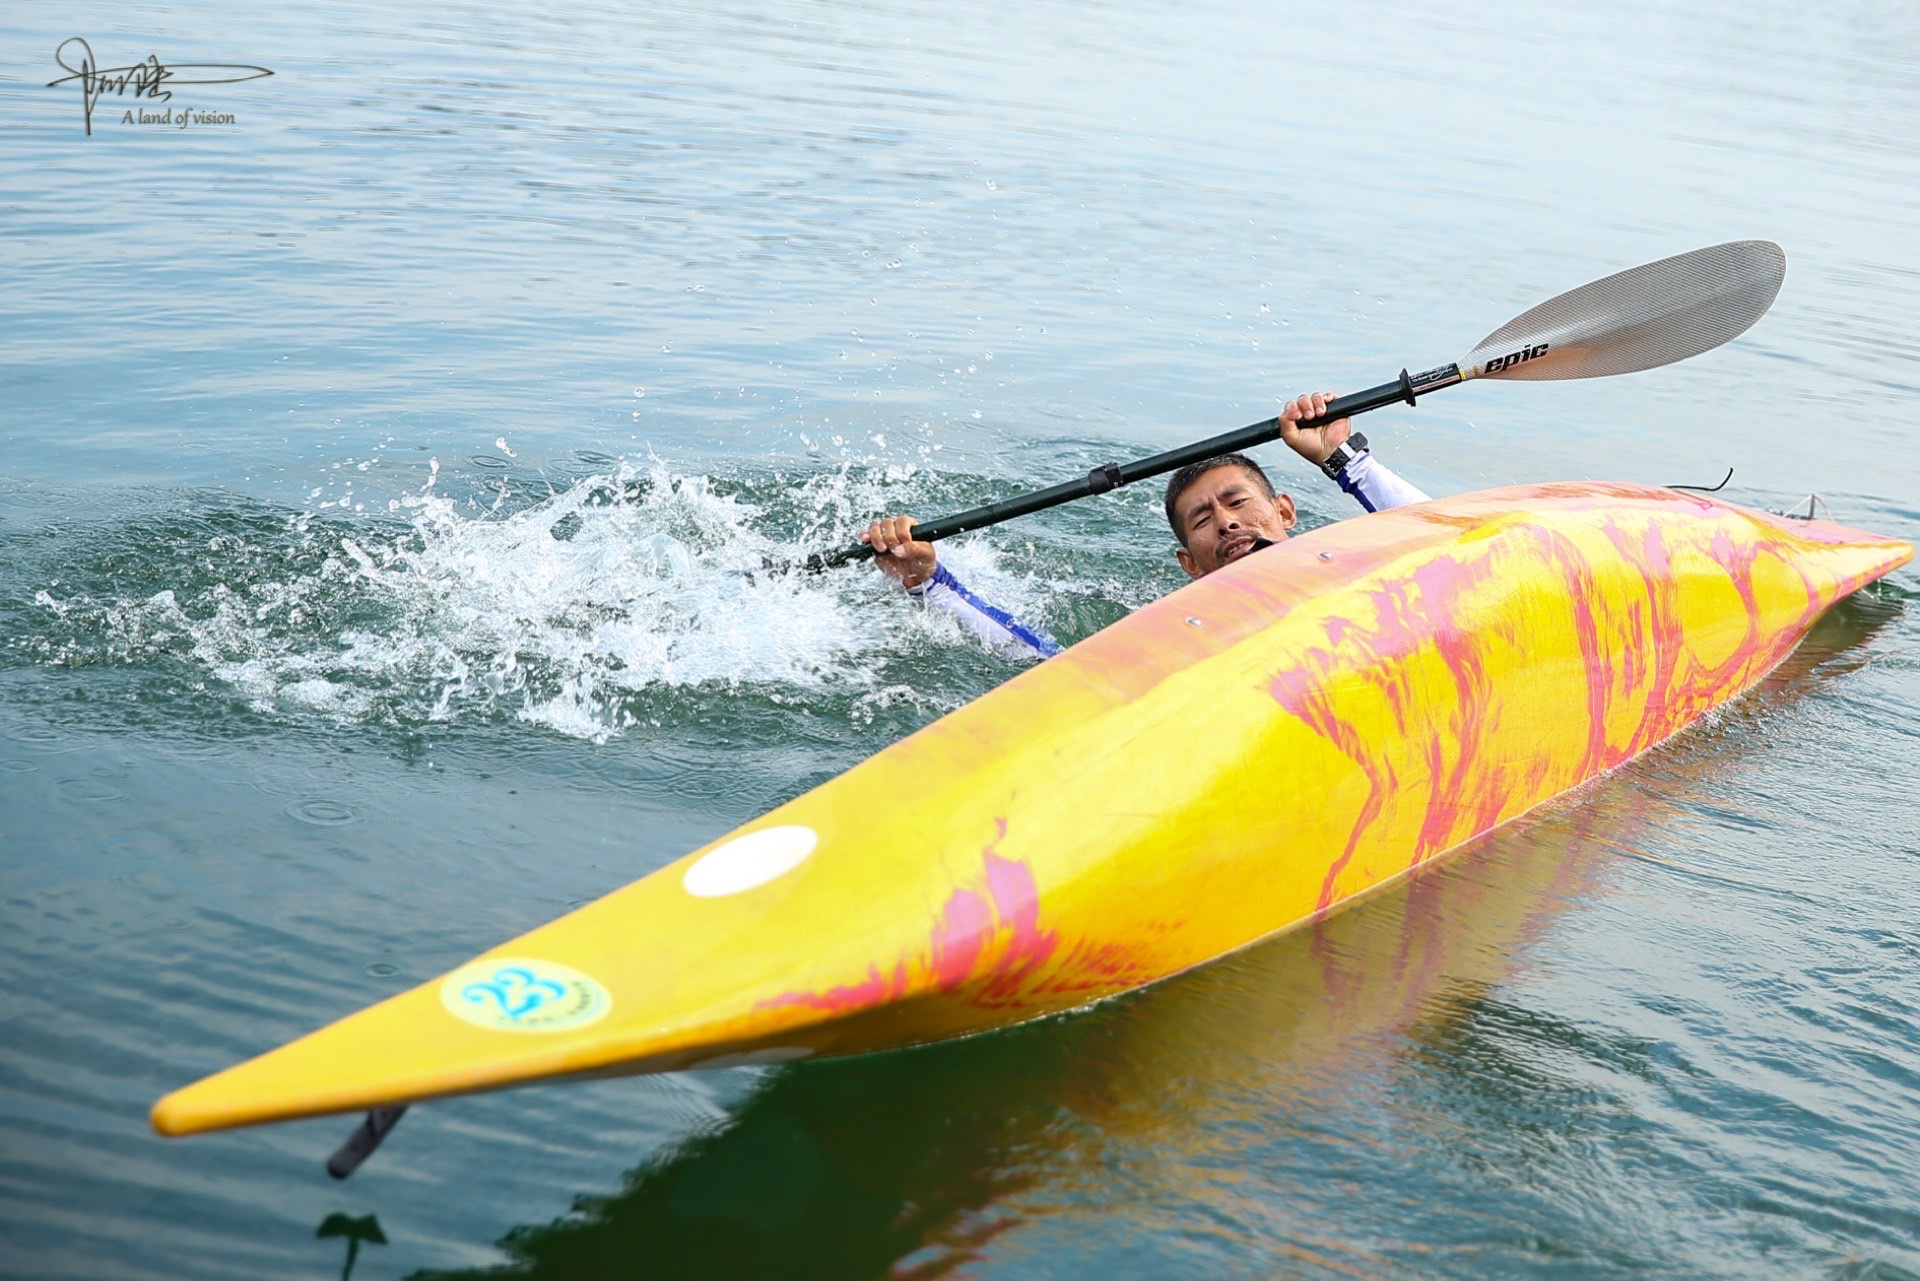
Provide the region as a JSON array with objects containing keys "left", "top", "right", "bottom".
[
  {"left": 1334, "top": 451, "right": 1432, "bottom": 513},
  {"left": 907, "top": 564, "right": 1063, "bottom": 660}
]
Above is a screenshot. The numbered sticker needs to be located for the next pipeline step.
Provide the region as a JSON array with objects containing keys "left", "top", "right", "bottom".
[{"left": 439, "top": 957, "right": 611, "bottom": 1033}]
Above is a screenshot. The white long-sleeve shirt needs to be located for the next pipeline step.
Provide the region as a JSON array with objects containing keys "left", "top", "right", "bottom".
[
  {"left": 908, "top": 453, "right": 1431, "bottom": 660},
  {"left": 1330, "top": 450, "right": 1430, "bottom": 513},
  {"left": 905, "top": 563, "right": 1066, "bottom": 658}
]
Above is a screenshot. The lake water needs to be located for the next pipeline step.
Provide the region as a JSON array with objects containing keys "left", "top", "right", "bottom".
[{"left": 4, "top": 0, "right": 1919, "bottom": 1277}]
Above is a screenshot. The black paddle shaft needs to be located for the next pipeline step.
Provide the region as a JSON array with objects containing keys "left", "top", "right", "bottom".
[{"left": 799, "top": 364, "right": 1461, "bottom": 573}]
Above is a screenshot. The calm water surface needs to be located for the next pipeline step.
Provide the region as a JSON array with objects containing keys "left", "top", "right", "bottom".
[{"left": 3, "top": 0, "right": 1918, "bottom": 1277}]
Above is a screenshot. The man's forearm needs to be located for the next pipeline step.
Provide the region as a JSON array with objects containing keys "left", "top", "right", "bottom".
[
  {"left": 1334, "top": 451, "right": 1431, "bottom": 513},
  {"left": 907, "top": 564, "right": 1063, "bottom": 659}
]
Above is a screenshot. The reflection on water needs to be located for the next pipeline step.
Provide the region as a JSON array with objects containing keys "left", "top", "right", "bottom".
[{"left": 316, "top": 1212, "right": 388, "bottom": 1281}]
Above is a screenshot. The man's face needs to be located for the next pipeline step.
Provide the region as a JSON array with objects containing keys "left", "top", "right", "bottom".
[{"left": 1173, "top": 465, "right": 1297, "bottom": 579}]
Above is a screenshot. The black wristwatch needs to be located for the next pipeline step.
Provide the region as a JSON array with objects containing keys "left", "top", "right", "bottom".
[{"left": 1320, "top": 432, "right": 1369, "bottom": 479}]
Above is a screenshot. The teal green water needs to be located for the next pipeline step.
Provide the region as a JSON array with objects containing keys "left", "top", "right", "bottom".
[{"left": 4, "top": 0, "right": 1920, "bottom": 1277}]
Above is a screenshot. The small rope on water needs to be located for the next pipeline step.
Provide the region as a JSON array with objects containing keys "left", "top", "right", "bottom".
[{"left": 1669, "top": 467, "right": 1734, "bottom": 493}]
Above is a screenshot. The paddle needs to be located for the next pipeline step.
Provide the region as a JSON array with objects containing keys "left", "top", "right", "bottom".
[{"left": 788, "top": 240, "right": 1785, "bottom": 574}]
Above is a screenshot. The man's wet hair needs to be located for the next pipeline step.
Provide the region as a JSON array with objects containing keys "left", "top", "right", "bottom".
[{"left": 1163, "top": 453, "right": 1275, "bottom": 547}]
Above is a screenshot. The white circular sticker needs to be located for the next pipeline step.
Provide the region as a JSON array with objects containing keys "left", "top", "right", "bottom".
[
  {"left": 682, "top": 825, "right": 818, "bottom": 898},
  {"left": 440, "top": 957, "right": 612, "bottom": 1033}
]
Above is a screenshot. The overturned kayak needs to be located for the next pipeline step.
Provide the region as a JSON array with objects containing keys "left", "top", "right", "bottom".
[{"left": 152, "top": 482, "right": 1911, "bottom": 1138}]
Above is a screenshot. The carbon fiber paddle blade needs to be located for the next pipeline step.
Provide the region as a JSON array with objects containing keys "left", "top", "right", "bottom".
[{"left": 1466, "top": 240, "right": 1786, "bottom": 381}]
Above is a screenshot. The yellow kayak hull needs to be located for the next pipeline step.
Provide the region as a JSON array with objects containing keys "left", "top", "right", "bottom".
[{"left": 152, "top": 482, "right": 1911, "bottom": 1137}]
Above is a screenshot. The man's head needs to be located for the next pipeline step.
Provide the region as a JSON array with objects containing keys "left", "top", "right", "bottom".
[{"left": 1163, "top": 454, "right": 1297, "bottom": 580}]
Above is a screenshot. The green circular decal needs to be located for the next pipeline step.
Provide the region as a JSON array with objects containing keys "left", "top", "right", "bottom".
[{"left": 440, "top": 956, "right": 612, "bottom": 1033}]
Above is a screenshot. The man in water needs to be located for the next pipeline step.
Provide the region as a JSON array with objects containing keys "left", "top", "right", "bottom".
[{"left": 859, "top": 391, "right": 1431, "bottom": 659}]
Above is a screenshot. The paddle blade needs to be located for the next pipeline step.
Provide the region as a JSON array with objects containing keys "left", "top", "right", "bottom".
[{"left": 1465, "top": 240, "right": 1785, "bottom": 381}]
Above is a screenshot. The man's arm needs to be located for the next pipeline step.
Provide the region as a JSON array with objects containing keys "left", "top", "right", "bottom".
[
  {"left": 1332, "top": 449, "right": 1431, "bottom": 512},
  {"left": 907, "top": 564, "right": 1063, "bottom": 658},
  {"left": 1277, "top": 390, "right": 1431, "bottom": 513},
  {"left": 861, "top": 516, "right": 1063, "bottom": 660}
]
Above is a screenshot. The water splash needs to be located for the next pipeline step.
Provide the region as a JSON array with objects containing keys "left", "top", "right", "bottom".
[{"left": 16, "top": 458, "right": 1068, "bottom": 744}]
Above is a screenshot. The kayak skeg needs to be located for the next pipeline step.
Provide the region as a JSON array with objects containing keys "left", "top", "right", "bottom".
[{"left": 151, "top": 482, "right": 1912, "bottom": 1138}]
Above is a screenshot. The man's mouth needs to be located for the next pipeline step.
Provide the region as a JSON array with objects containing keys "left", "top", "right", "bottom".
[{"left": 1219, "top": 535, "right": 1255, "bottom": 563}]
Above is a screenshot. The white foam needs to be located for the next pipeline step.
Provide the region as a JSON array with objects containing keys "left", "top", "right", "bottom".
[{"left": 53, "top": 456, "right": 1058, "bottom": 742}]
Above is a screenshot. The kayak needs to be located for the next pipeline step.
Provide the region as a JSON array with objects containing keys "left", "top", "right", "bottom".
[{"left": 151, "top": 482, "right": 1912, "bottom": 1138}]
